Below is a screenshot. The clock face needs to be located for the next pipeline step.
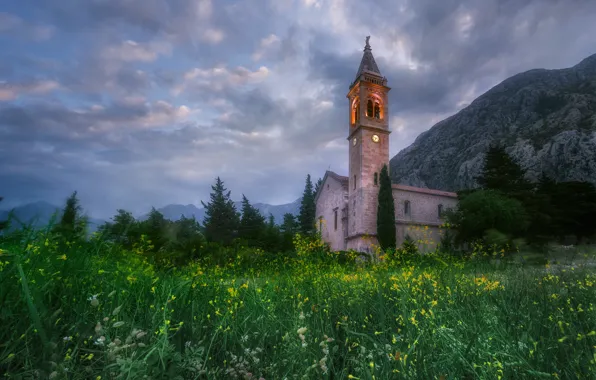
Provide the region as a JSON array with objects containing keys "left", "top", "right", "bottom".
[
  {"left": 372, "top": 134, "right": 380, "bottom": 143},
  {"left": 352, "top": 137, "right": 357, "bottom": 146}
]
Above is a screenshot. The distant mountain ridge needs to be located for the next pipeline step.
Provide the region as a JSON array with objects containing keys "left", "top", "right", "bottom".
[
  {"left": 0, "top": 198, "right": 302, "bottom": 232},
  {"left": 389, "top": 53, "right": 596, "bottom": 191},
  {"left": 144, "top": 198, "right": 302, "bottom": 225}
]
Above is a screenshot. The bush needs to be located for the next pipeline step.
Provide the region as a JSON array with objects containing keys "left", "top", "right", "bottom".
[{"left": 447, "top": 189, "right": 530, "bottom": 245}]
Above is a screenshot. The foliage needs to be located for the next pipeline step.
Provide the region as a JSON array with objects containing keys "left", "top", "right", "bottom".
[
  {"left": 3, "top": 227, "right": 595, "bottom": 379},
  {"left": 201, "top": 177, "right": 240, "bottom": 246},
  {"left": 52, "top": 191, "right": 88, "bottom": 239},
  {"left": 475, "top": 143, "right": 531, "bottom": 198},
  {"left": 447, "top": 189, "right": 529, "bottom": 247},
  {"left": 238, "top": 194, "right": 267, "bottom": 247},
  {"left": 298, "top": 174, "right": 316, "bottom": 236},
  {"left": 377, "top": 164, "right": 396, "bottom": 250},
  {"left": 0, "top": 197, "right": 8, "bottom": 232}
]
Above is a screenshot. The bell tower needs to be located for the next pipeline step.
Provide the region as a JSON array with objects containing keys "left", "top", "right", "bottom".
[{"left": 345, "top": 36, "right": 391, "bottom": 252}]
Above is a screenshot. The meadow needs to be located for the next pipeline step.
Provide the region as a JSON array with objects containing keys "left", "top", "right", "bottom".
[{"left": 1, "top": 230, "right": 596, "bottom": 379}]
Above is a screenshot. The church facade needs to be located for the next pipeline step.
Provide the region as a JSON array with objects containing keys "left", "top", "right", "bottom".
[{"left": 314, "top": 37, "right": 458, "bottom": 253}]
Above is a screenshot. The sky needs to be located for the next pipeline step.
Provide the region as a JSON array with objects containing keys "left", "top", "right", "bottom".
[{"left": 1, "top": 0, "right": 596, "bottom": 219}]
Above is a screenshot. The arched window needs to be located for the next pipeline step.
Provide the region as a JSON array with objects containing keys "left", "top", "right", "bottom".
[
  {"left": 404, "top": 200, "right": 411, "bottom": 216},
  {"left": 353, "top": 175, "right": 356, "bottom": 190},
  {"left": 438, "top": 204, "right": 444, "bottom": 218},
  {"left": 374, "top": 172, "right": 378, "bottom": 186},
  {"left": 367, "top": 100, "right": 373, "bottom": 117},
  {"left": 353, "top": 100, "right": 360, "bottom": 123},
  {"left": 374, "top": 102, "right": 380, "bottom": 119}
]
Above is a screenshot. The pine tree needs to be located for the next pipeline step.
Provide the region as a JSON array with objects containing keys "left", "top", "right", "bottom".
[
  {"left": 201, "top": 177, "right": 240, "bottom": 246},
  {"left": 55, "top": 191, "right": 88, "bottom": 238},
  {"left": 475, "top": 143, "right": 531, "bottom": 197},
  {"left": 239, "top": 194, "right": 266, "bottom": 246},
  {"left": 299, "top": 174, "right": 316, "bottom": 235},
  {"left": 377, "top": 164, "right": 396, "bottom": 251}
]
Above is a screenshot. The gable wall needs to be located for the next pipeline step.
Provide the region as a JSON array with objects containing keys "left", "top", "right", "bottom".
[{"left": 315, "top": 177, "right": 348, "bottom": 251}]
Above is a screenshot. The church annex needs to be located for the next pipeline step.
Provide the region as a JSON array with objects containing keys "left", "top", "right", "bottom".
[{"left": 314, "top": 37, "right": 458, "bottom": 253}]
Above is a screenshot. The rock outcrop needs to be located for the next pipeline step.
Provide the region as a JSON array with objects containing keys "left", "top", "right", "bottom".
[{"left": 390, "top": 53, "right": 596, "bottom": 191}]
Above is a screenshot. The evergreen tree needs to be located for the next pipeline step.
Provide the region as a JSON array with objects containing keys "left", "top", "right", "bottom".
[
  {"left": 238, "top": 194, "right": 266, "bottom": 246},
  {"left": 280, "top": 213, "right": 299, "bottom": 251},
  {"left": 140, "top": 208, "right": 169, "bottom": 251},
  {"left": 54, "top": 191, "right": 88, "bottom": 238},
  {"left": 0, "top": 197, "right": 8, "bottom": 232},
  {"left": 201, "top": 177, "right": 240, "bottom": 246},
  {"left": 314, "top": 177, "right": 324, "bottom": 196},
  {"left": 98, "top": 209, "right": 139, "bottom": 248},
  {"left": 475, "top": 143, "right": 531, "bottom": 197},
  {"left": 377, "top": 164, "right": 396, "bottom": 251},
  {"left": 299, "top": 174, "right": 316, "bottom": 235}
]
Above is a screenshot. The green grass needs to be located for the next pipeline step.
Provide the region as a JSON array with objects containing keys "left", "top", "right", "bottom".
[{"left": 1, "top": 231, "right": 596, "bottom": 379}]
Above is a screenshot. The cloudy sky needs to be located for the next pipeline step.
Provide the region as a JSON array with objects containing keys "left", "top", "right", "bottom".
[{"left": 1, "top": 0, "right": 595, "bottom": 219}]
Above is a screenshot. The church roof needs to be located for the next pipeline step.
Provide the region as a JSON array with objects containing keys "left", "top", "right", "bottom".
[
  {"left": 314, "top": 170, "right": 348, "bottom": 204},
  {"left": 392, "top": 184, "right": 458, "bottom": 198},
  {"left": 354, "top": 36, "right": 382, "bottom": 81}
]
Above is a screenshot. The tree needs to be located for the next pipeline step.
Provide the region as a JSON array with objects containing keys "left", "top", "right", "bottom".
[
  {"left": 475, "top": 143, "right": 531, "bottom": 198},
  {"left": 238, "top": 194, "right": 266, "bottom": 246},
  {"left": 447, "top": 189, "right": 530, "bottom": 245},
  {"left": 201, "top": 177, "right": 240, "bottom": 246},
  {"left": 377, "top": 164, "right": 396, "bottom": 251},
  {"left": 0, "top": 197, "right": 8, "bottom": 232},
  {"left": 313, "top": 177, "right": 324, "bottom": 196},
  {"left": 139, "top": 208, "right": 170, "bottom": 251},
  {"left": 299, "top": 174, "right": 316, "bottom": 235},
  {"left": 54, "top": 191, "right": 88, "bottom": 238},
  {"left": 280, "top": 212, "right": 299, "bottom": 251},
  {"left": 98, "top": 209, "right": 139, "bottom": 248}
]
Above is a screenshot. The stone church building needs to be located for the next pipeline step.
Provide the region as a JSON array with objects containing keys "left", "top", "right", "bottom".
[{"left": 314, "top": 37, "right": 458, "bottom": 253}]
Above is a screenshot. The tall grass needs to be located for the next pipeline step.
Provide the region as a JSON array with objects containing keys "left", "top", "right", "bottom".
[{"left": 1, "top": 229, "right": 595, "bottom": 379}]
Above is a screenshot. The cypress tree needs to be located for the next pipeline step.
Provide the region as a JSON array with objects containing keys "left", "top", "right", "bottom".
[
  {"left": 299, "top": 174, "right": 316, "bottom": 235},
  {"left": 377, "top": 164, "right": 396, "bottom": 250},
  {"left": 201, "top": 177, "right": 240, "bottom": 246}
]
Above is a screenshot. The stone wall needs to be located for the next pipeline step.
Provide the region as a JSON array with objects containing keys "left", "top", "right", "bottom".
[
  {"left": 315, "top": 176, "right": 348, "bottom": 251},
  {"left": 392, "top": 187, "right": 458, "bottom": 251}
]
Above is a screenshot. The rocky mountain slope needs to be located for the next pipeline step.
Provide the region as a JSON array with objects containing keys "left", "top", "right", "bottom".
[{"left": 389, "top": 53, "right": 596, "bottom": 191}]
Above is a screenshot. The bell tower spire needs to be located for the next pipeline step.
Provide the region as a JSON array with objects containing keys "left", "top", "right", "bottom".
[{"left": 344, "top": 36, "right": 392, "bottom": 253}]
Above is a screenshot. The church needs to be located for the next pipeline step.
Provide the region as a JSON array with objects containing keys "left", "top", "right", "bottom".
[{"left": 314, "top": 37, "right": 458, "bottom": 253}]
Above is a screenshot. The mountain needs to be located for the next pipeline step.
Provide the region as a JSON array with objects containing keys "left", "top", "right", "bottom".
[
  {"left": 390, "top": 53, "right": 596, "bottom": 191},
  {"left": 144, "top": 198, "right": 302, "bottom": 225},
  {"left": 0, "top": 201, "right": 105, "bottom": 233}
]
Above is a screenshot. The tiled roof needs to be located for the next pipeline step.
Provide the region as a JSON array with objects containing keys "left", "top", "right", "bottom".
[{"left": 392, "top": 184, "right": 458, "bottom": 198}]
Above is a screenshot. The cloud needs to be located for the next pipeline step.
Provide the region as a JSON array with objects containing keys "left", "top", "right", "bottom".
[
  {"left": 0, "top": 80, "right": 60, "bottom": 101},
  {"left": 1, "top": 0, "right": 596, "bottom": 219},
  {"left": 0, "top": 12, "right": 55, "bottom": 41}
]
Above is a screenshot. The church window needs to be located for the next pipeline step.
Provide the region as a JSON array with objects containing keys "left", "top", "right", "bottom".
[
  {"left": 374, "top": 172, "right": 378, "bottom": 185},
  {"left": 367, "top": 100, "right": 373, "bottom": 117},
  {"left": 374, "top": 102, "right": 380, "bottom": 119},
  {"left": 334, "top": 210, "right": 338, "bottom": 230},
  {"left": 353, "top": 100, "right": 360, "bottom": 123},
  {"left": 438, "top": 204, "right": 444, "bottom": 218},
  {"left": 404, "top": 200, "right": 410, "bottom": 216}
]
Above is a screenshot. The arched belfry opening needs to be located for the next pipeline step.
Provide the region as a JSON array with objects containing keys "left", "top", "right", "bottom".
[{"left": 352, "top": 98, "right": 360, "bottom": 124}]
